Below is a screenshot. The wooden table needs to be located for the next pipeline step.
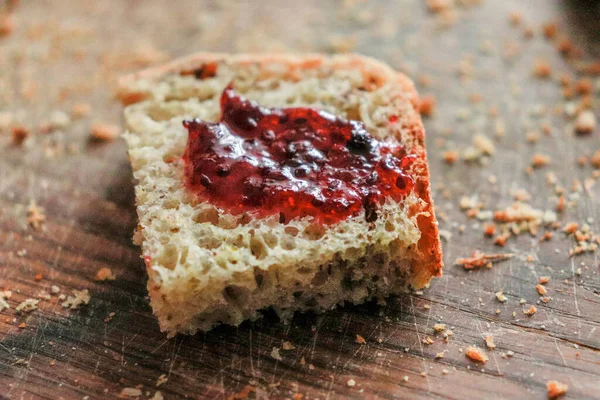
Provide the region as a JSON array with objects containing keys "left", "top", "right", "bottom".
[{"left": 1, "top": 1, "right": 599, "bottom": 398}]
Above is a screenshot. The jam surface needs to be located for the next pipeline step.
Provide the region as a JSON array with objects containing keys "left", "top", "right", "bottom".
[{"left": 182, "top": 86, "right": 415, "bottom": 224}]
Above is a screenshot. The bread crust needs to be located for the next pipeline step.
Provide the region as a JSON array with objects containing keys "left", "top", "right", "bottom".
[{"left": 119, "top": 53, "right": 443, "bottom": 287}]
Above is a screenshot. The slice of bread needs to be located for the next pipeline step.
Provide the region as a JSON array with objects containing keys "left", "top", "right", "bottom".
[{"left": 118, "top": 53, "right": 442, "bottom": 336}]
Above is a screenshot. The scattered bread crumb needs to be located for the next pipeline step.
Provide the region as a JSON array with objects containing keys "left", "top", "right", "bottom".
[
  {"left": 547, "top": 380, "right": 568, "bottom": 399},
  {"left": 423, "top": 337, "right": 434, "bottom": 345},
  {"left": 95, "top": 267, "right": 116, "bottom": 281},
  {"left": 71, "top": 103, "right": 92, "bottom": 119},
  {"left": 282, "top": 341, "right": 295, "bottom": 350},
  {"left": 270, "top": 347, "right": 283, "bottom": 361},
  {"left": 485, "top": 335, "right": 496, "bottom": 350},
  {"left": 90, "top": 122, "right": 120, "bottom": 142},
  {"left": 11, "top": 125, "right": 29, "bottom": 145},
  {"left": 536, "top": 284, "right": 548, "bottom": 295},
  {"left": 16, "top": 299, "right": 39, "bottom": 313},
  {"left": 433, "top": 323, "right": 446, "bottom": 333},
  {"left": 532, "top": 153, "right": 551, "bottom": 168},
  {"left": 156, "top": 374, "right": 168, "bottom": 387},
  {"left": 539, "top": 276, "right": 550, "bottom": 284},
  {"left": 574, "top": 110, "right": 596, "bottom": 134},
  {"left": 533, "top": 59, "right": 552, "bottom": 78},
  {"left": 495, "top": 291, "right": 508, "bottom": 303},
  {"left": 61, "top": 289, "right": 90, "bottom": 309},
  {"left": 442, "top": 150, "right": 459, "bottom": 164},
  {"left": 119, "top": 388, "right": 143, "bottom": 398},
  {"left": 418, "top": 95, "right": 436, "bottom": 117},
  {"left": 523, "top": 305, "right": 537, "bottom": 316},
  {"left": 355, "top": 334, "right": 366, "bottom": 344},
  {"left": 455, "top": 251, "right": 514, "bottom": 270},
  {"left": 465, "top": 347, "right": 488, "bottom": 363},
  {"left": 347, "top": 379, "right": 356, "bottom": 388}
]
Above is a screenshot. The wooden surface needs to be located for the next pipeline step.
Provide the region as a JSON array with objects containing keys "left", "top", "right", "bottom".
[{"left": 1, "top": 0, "right": 600, "bottom": 399}]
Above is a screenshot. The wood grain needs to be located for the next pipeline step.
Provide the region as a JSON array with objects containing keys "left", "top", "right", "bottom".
[{"left": 1, "top": 0, "right": 599, "bottom": 399}]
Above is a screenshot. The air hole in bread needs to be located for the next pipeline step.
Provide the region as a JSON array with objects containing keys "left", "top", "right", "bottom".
[
  {"left": 160, "top": 244, "right": 179, "bottom": 270},
  {"left": 192, "top": 207, "right": 220, "bottom": 225},
  {"left": 303, "top": 223, "right": 326, "bottom": 240},
  {"left": 297, "top": 266, "right": 312, "bottom": 274},
  {"left": 284, "top": 226, "right": 299, "bottom": 236},
  {"left": 281, "top": 236, "right": 296, "bottom": 250},
  {"left": 222, "top": 285, "right": 250, "bottom": 307},
  {"left": 254, "top": 269, "right": 264, "bottom": 288},
  {"left": 311, "top": 271, "right": 328, "bottom": 287},
  {"left": 262, "top": 231, "right": 278, "bottom": 248},
  {"left": 250, "top": 236, "right": 268, "bottom": 260}
]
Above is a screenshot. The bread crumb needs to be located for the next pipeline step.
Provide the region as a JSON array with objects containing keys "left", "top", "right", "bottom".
[
  {"left": 523, "top": 305, "right": 537, "bottom": 316},
  {"left": 435, "top": 352, "right": 445, "bottom": 359},
  {"left": 346, "top": 379, "right": 356, "bottom": 387},
  {"left": 455, "top": 251, "right": 514, "bottom": 270},
  {"left": 156, "top": 374, "right": 168, "bottom": 387},
  {"left": 473, "top": 134, "right": 495, "bottom": 155},
  {"left": 547, "top": 380, "right": 568, "bottom": 399},
  {"left": 0, "top": 291, "right": 11, "bottom": 312},
  {"left": 442, "top": 150, "right": 459, "bottom": 164},
  {"left": 433, "top": 323, "right": 446, "bottom": 333},
  {"left": 18, "top": 322, "right": 26, "bottom": 329},
  {"left": 355, "top": 334, "right": 366, "bottom": 344},
  {"left": 426, "top": 0, "right": 453, "bottom": 13},
  {"left": 539, "top": 276, "right": 550, "bottom": 284},
  {"left": 483, "top": 224, "right": 496, "bottom": 237},
  {"left": 495, "top": 291, "right": 508, "bottom": 303},
  {"left": 61, "top": 289, "right": 90, "bottom": 309},
  {"left": 95, "top": 267, "right": 116, "bottom": 281},
  {"left": 119, "top": 388, "right": 142, "bottom": 398},
  {"left": 0, "top": 13, "right": 14, "bottom": 37},
  {"left": 574, "top": 110, "right": 596, "bottom": 134},
  {"left": 465, "top": 347, "right": 488, "bottom": 363},
  {"left": 418, "top": 95, "right": 436, "bottom": 117},
  {"left": 16, "top": 299, "right": 39, "bottom": 313},
  {"left": 27, "top": 202, "right": 46, "bottom": 230},
  {"left": 50, "top": 285, "right": 60, "bottom": 294},
  {"left": 282, "top": 341, "right": 295, "bottom": 350},
  {"left": 563, "top": 222, "right": 578, "bottom": 234},
  {"left": 402, "top": 375, "right": 409, "bottom": 382},
  {"left": 423, "top": 337, "right": 434, "bottom": 345},
  {"left": 532, "top": 153, "right": 551, "bottom": 168},
  {"left": 536, "top": 284, "right": 548, "bottom": 296},
  {"left": 533, "top": 59, "right": 552, "bottom": 78},
  {"left": 508, "top": 11, "right": 522, "bottom": 26},
  {"left": 71, "top": 103, "right": 92, "bottom": 119},
  {"left": 11, "top": 125, "right": 29, "bottom": 145},
  {"left": 90, "top": 122, "right": 120, "bottom": 142},
  {"left": 485, "top": 335, "right": 496, "bottom": 350},
  {"left": 151, "top": 391, "right": 164, "bottom": 400},
  {"left": 270, "top": 347, "right": 283, "bottom": 361},
  {"left": 542, "top": 22, "right": 558, "bottom": 39},
  {"left": 442, "top": 368, "right": 449, "bottom": 374}
]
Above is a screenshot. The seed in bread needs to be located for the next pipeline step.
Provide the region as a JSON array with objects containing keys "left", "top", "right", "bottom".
[{"left": 119, "top": 53, "right": 443, "bottom": 336}]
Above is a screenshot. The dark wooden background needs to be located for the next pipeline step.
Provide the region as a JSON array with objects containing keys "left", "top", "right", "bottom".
[{"left": 1, "top": 0, "right": 599, "bottom": 399}]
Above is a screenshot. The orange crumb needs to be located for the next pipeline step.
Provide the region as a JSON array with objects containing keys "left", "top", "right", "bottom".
[
  {"left": 542, "top": 231, "right": 553, "bottom": 241},
  {"left": 547, "top": 380, "right": 568, "bottom": 399},
  {"left": 536, "top": 284, "right": 547, "bottom": 296},
  {"left": 562, "top": 86, "right": 574, "bottom": 99},
  {"left": 541, "top": 296, "right": 551, "bottom": 303},
  {"left": 11, "top": 125, "right": 29, "bottom": 145},
  {"left": 18, "top": 322, "right": 26, "bottom": 329},
  {"left": 557, "top": 38, "right": 573, "bottom": 55},
  {"left": 542, "top": 22, "right": 557, "bottom": 39},
  {"left": 465, "top": 346, "right": 488, "bottom": 363},
  {"left": 526, "top": 255, "right": 534, "bottom": 262},
  {"left": 558, "top": 73, "right": 571, "bottom": 87},
  {"left": 95, "top": 267, "right": 116, "bottom": 281},
  {"left": 27, "top": 202, "right": 46, "bottom": 230},
  {"left": 485, "top": 335, "right": 496, "bottom": 350},
  {"left": 532, "top": 153, "right": 551, "bottom": 168},
  {"left": 523, "top": 305, "right": 537, "bottom": 316},
  {"left": 442, "top": 150, "right": 459, "bottom": 165},
  {"left": 90, "top": 122, "right": 120, "bottom": 142},
  {"left": 454, "top": 251, "right": 514, "bottom": 270},
  {"left": 494, "top": 235, "right": 508, "bottom": 247},
  {"left": 418, "top": 95, "right": 436, "bottom": 117},
  {"left": 35, "top": 273, "right": 42, "bottom": 281},
  {"left": 423, "top": 337, "right": 434, "bottom": 345},
  {"left": 539, "top": 276, "right": 550, "bottom": 284},
  {"left": 71, "top": 103, "right": 92, "bottom": 119},
  {"left": 426, "top": 0, "right": 453, "bottom": 13},
  {"left": 355, "top": 334, "right": 366, "bottom": 344},
  {"left": 483, "top": 224, "right": 496, "bottom": 237},
  {"left": 556, "top": 195, "right": 565, "bottom": 212},
  {"left": 0, "top": 13, "right": 14, "bottom": 37},
  {"left": 508, "top": 11, "right": 522, "bottom": 26},
  {"left": 533, "top": 59, "right": 552, "bottom": 78},
  {"left": 591, "top": 151, "right": 600, "bottom": 169},
  {"left": 575, "top": 78, "right": 592, "bottom": 95},
  {"left": 562, "top": 222, "right": 578, "bottom": 234}
]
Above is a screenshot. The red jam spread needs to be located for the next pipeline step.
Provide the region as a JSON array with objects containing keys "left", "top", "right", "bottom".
[{"left": 182, "top": 86, "right": 415, "bottom": 224}]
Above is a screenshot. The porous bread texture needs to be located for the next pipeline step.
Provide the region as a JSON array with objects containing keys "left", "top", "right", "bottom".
[{"left": 120, "top": 54, "right": 442, "bottom": 335}]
